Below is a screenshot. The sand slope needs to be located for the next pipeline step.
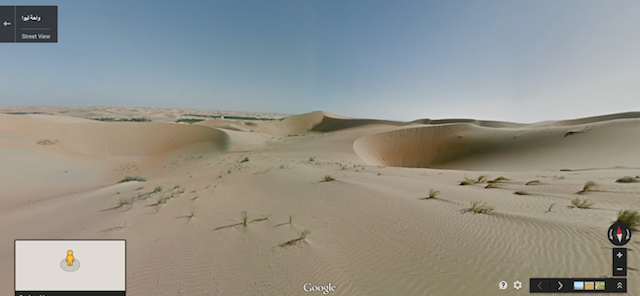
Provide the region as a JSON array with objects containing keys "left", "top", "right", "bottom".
[
  {"left": 1, "top": 108, "right": 639, "bottom": 296},
  {"left": 354, "top": 117, "right": 640, "bottom": 171},
  {"left": 0, "top": 114, "right": 230, "bottom": 156},
  {"left": 0, "top": 113, "right": 230, "bottom": 210}
]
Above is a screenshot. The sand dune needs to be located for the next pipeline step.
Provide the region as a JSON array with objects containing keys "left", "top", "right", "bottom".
[
  {"left": 256, "top": 111, "right": 329, "bottom": 137},
  {"left": 252, "top": 111, "right": 408, "bottom": 136},
  {"left": 354, "top": 116, "right": 640, "bottom": 171},
  {"left": 1, "top": 108, "right": 639, "bottom": 296},
  {"left": 527, "top": 111, "right": 640, "bottom": 127},
  {"left": 0, "top": 113, "right": 231, "bottom": 208},
  {"left": 0, "top": 114, "right": 230, "bottom": 156},
  {"left": 311, "top": 116, "right": 409, "bottom": 132}
]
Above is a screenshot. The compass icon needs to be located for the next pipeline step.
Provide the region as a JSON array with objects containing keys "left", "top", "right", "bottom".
[{"left": 608, "top": 221, "right": 631, "bottom": 246}]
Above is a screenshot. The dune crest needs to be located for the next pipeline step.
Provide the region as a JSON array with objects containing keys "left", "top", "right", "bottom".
[{"left": 354, "top": 117, "right": 640, "bottom": 171}]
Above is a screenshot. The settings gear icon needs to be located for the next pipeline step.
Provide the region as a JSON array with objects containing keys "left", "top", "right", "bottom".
[{"left": 513, "top": 280, "right": 523, "bottom": 290}]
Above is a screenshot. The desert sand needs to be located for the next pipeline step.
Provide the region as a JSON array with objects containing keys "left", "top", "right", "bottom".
[{"left": 1, "top": 106, "right": 639, "bottom": 295}]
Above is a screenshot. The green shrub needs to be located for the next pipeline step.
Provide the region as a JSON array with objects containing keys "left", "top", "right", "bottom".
[
  {"left": 299, "top": 230, "right": 311, "bottom": 239},
  {"left": 118, "top": 197, "right": 134, "bottom": 207},
  {"left": 118, "top": 176, "right": 146, "bottom": 183},
  {"left": 157, "top": 196, "right": 169, "bottom": 205},
  {"left": 91, "top": 117, "right": 151, "bottom": 122},
  {"left": 321, "top": 175, "right": 335, "bottom": 182},
  {"left": 176, "top": 118, "right": 205, "bottom": 124},
  {"left": 241, "top": 211, "right": 248, "bottom": 226}
]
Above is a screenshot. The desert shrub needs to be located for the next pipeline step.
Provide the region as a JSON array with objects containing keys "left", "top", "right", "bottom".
[
  {"left": 616, "top": 176, "right": 639, "bottom": 183},
  {"left": 571, "top": 198, "right": 593, "bottom": 209},
  {"left": 321, "top": 175, "right": 335, "bottom": 182},
  {"left": 462, "top": 201, "right": 494, "bottom": 214},
  {"left": 617, "top": 210, "right": 640, "bottom": 230},
  {"left": 118, "top": 176, "right": 146, "bottom": 183},
  {"left": 578, "top": 181, "right": 597, "bottom": 193}
]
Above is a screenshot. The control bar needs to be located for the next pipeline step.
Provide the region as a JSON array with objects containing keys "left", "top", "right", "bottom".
[{"left": 530, "top": 278, "right": 626, "bottom": 293}]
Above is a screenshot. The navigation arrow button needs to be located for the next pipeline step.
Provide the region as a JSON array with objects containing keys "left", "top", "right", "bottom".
[
  {"left": 2, "top": 21, "right": 10, "bottom": 27},
  {"left": 558, "top": 281, "right": 563, "bottom": 290},
  {"left": 529, "top": 279, "right": 549, "bottom": 292}
]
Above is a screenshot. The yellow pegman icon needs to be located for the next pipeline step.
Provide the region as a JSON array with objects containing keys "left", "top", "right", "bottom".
[{"left": 66, "top": 250, "right": 74, "bottom": 266}]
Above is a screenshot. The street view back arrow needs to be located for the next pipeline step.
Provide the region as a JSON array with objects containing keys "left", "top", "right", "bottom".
[{"left": 3, "top": 21, "right": 11, "bottom": 27}]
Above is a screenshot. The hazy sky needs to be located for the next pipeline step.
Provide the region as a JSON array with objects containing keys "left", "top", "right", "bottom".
[{"left": 1, "top": 0, "right": 639, "bottom": 122}]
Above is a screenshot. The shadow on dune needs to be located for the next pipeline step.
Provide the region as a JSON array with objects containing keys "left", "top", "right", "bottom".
[
  {"left": 213, "top": 218, "right": 270, "bottom": 231},
  {"left": 353, "top": 112, "right": 640, "bottom": 171},
  {"left": 410, "top": 118, "right": 525, "bottom": 128},
  {"left": 213, "top": 223, "right": 243, "bottom": 230}
]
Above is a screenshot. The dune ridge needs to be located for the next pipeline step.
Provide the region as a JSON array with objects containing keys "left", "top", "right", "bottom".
[{"left": 354, "top": 114, "right": 640, "bottom": 171}]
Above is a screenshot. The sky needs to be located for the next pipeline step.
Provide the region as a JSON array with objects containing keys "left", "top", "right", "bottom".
[{"left": 1, "top": 0, "right": 639, "bottom": 122}]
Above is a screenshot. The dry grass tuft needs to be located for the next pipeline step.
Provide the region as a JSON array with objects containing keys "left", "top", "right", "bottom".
[
  {"left": 117, "top": 197, "right": 134, "bottom": 208},
  {"left": 617, "top": 210, "right": 640, "bottom": 231},
  {"left": 488, "top": 176, "right": 509, "bottom": 184},
  {"left": 577, "top": 181, "right": 597, "bottom": 194},
  {"left": 616, "top": 176, "right": 639, "bottom": 183},
  {"left": 484, "top": 183, "right": 501, "bottom": 189},
  {"left": 461, "top": 201, "right": 494, "bottom": 214},
  {"left": 571, "top": 197, "right": 593, "bottom": 209},
  {"left": 460, "top": 175, "right": 489, "bottom": 186},
  {"left": 320, "top": 175, "right": 336, "bottom": 182}
]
